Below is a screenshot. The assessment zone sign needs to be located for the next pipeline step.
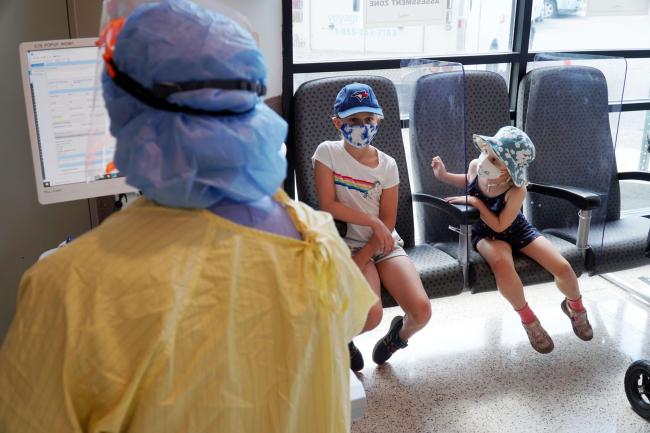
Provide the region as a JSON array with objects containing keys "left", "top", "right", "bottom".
[{"left": 364, "top": 0, "right": 444, "bottom": 27}]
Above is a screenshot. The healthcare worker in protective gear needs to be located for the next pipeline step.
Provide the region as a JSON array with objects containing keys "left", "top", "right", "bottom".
[{"left": 0, "top": 1, "right": 377, "bottom": 432}]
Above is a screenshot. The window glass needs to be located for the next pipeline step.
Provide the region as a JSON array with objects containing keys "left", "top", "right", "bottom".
[
  {"left": 294, "top": 64, "right": 510, "bottom": 118},
  {"left": 625, "top": 59, "right": 650, "bottom": 102},
  {"left": 530, "top": 1, "right": 650, "bottom": 51},
  {"left": 527, "top": 57, "right": 650, "bottom": 104},
  {"left": 614, "top": 110, "right": 650, "bottom": 213},
  {"left": 527, "top": 57, "right": 628, "bottom": 104},
  {"left": 292, "top": 0, "right": 517, "bottom": 63}
]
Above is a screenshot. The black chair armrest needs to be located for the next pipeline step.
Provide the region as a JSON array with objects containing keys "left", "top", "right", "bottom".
[
  {"left": 618, "top": 171, "right": 650, "bottom": 182},
  {"left": 412, "top": 193, "right": 480, "bottom": 225},
  {"left": 527, "top": 182, "right": 601, "bottom": 210}
]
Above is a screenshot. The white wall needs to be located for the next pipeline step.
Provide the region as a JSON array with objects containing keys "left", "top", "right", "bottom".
[
  {"left": 72, "top": 0, "right": 284, "bottom": 100},
  {"left": 210, "top": 0, "right": 284, "bottom": 98},
  {"left": 69, "top": 0, "right": 283, "bottom": 96}
]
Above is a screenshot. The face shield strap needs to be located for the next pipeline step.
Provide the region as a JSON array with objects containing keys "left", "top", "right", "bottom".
[
  {"left": 152, "top": 79, "right": 266, "bottom": 99},
  {"left": 107, "top": 60, "right": 258, "bottom": 116}
]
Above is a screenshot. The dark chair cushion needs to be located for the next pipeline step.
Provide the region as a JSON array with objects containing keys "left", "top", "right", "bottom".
[
  {"left": 546, "top": 217, "right": 650, "bottom": 275},
  {"left": 380, "top": 244, "right": 463, "bottom": 307}
]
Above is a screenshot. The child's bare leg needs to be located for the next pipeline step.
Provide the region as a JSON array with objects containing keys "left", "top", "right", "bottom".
[
  {"left": 520, "top": 236, "right": 592, "bottom": 340},
  {"left": 376, "top": 256, "right": 431, "bottom": 341},
  {"left": 519, "top": 236, "right": 580, "bottom": 300},
  {"left": 360, "top": 260, "right": 383, "bottom": 333},
  {"left": 476, "top": 239, "right": 527, "bottom": 310},
  {"left": 478, "top": 239, "right": 555, "bottom": 353}
]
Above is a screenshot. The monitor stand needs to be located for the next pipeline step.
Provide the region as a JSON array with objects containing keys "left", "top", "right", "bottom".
[{"left": 89, "top": 195, "right": 119, "bottom": 228}]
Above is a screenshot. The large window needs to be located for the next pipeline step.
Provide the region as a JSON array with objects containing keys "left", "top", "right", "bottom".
[
  {"left": 284, "top": 0, "right": 650, "bottom": 213},
  {"left": 292, "top": 0, "right": 519, "bottom": 63},
  {"left": 529, "top": 1, "right": 650, "bottom": 51},
  {"left": 294, "top": 63, "right": 510, "bottom": 118}
]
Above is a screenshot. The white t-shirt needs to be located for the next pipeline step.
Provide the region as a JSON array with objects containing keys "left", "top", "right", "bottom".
[{"left": 312, "top": 140, "right": 400, "bottom": 248}]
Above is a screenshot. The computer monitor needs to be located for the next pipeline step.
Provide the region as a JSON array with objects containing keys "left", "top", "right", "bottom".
[{"left": 19, "top": 38, "right": 136, "bottom": 205}]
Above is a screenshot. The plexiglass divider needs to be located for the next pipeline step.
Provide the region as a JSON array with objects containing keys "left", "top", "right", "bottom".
[{"left": 401, "top": 59, "right": 475, "bottom": 287}]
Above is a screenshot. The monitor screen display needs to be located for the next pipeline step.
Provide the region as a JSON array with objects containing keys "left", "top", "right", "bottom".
[{"left": 19, "top": 38, "right": 136, "bottom": 204}]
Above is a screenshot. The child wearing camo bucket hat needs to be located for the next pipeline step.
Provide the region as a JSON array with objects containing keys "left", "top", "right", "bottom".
[{"left": 431, "top": 126, "right": 593, "bottom": 354}]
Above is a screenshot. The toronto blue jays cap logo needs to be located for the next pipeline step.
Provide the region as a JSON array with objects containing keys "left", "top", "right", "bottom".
[{"left": 351, "top": 90, "right": 369, "bottom": 101}]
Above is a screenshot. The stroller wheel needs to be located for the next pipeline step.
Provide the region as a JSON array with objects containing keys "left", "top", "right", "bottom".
[{"left": 625, "top": 360, "right": 650, "bottom": 420}]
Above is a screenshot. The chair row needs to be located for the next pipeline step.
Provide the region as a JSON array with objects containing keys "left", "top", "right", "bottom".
[{"left": 291, "top": 67, "right": 650, "bottom": 306}]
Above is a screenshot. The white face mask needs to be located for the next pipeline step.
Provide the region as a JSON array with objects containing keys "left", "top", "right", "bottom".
[{"left": 477, "top": 151, "right": 504, "bottom": 180}]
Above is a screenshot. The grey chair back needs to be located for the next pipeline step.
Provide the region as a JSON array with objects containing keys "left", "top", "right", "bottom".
[
  {"left": 518, "top": 66, "right": 620, "bottom": 231},
  {"left": 410, "top": 70, "right": 510, "bottom": 244},
  {"left": 293, "top": 76, "right": 414, "bottom": 247}
]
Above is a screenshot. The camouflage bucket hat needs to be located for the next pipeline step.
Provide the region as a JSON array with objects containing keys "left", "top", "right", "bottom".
[{"left": 473, "top": 126, "right": 536, "bottom": 187}]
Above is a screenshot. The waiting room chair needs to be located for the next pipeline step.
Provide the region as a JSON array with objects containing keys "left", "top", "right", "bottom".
[
  {"left": 411, "top": 70, "right": 588, "bottom": 293},
  {"left": 517, "top": 65, "right": 650, "bottom": 274},
  {"left": 292, "top": 75, "right": 464, "bottom": 305}
]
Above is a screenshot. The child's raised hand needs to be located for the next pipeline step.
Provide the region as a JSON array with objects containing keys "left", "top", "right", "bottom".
[{"left": 431, "top": 156, "right": 447, "bottom": 180}]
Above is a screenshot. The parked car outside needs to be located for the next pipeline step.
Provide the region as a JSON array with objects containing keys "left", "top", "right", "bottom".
[
  {"left": 532, "top": 0, "right": 545, "bottom": 22},
  {"left": 543, "top": 0, "right": 583, "bottom": 18}
]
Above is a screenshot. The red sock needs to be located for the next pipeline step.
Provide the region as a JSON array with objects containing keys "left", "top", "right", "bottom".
[
  {"left": 567, "top": 296, "right": 585, "bottom": 312},
  {"left": 516, "top": 303, "right": 537, "bottom": 324}
]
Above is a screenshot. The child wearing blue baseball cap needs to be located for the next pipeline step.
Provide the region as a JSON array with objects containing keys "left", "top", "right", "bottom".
[
  {"left": 432, "top": 126, "right": 593, "bottom": 354},
  {"left": 312, "top": 83, "right": 431, "bottom": 371}
]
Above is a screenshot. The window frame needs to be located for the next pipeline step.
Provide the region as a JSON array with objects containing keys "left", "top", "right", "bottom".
[{"left": 281, "top": 0, "right": 650, "bottom": 196}]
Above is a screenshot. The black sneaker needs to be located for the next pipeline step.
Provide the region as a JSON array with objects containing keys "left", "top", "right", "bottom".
[
  {"left": 348, "top": 341, "right": 364, "bottom": 372},
  {"left": 372, "top": 316, "right": 408, "bottom": 365}
]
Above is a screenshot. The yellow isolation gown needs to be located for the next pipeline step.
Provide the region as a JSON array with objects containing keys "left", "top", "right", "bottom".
[{"left": 0, "top": 190, "right": 377, "bottom": 433}]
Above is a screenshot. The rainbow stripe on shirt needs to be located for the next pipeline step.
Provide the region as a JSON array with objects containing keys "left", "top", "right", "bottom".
[{"left": 334, "top": 171, "right": 375, "bottom": 196}]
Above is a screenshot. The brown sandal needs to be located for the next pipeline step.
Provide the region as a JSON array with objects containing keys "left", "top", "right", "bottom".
[
  {"left": 522, "top": 319, "right": 555, "bottom": 354},
  {"left": 561, "top": 299, "right": 593, "bottom": 341}
]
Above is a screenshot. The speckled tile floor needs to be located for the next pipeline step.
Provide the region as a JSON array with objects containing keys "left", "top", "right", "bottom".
[{"left": 351, "top": 266, "right": 650, "bottom": 433}]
